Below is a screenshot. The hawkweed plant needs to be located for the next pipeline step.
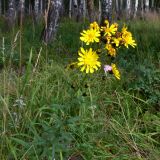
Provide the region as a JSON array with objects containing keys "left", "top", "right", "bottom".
[{"left": 69, "top": 20, "right": 137, "bottom": 80}]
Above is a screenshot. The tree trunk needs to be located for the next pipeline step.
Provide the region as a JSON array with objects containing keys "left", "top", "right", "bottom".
[
  {"left": 40, "top": 0, "right": 43, "bottom": 14},
  {"left": 77, "top": 0, "right": 86, "bottom": 21},
  {"left": 115, "top": 0, "right": 119, "bottom": 19},
  {"left": 133, "top": 0, "right": 139, "bottom": 18},
  {"left": 73, "top": 0, "right": 78, "bottom": 8},
  {"left": 42, "top": 0, "right": 63, "bottom": 44},
  {"left": 7, "top": 0, "right": 16, "bottom": 27},
  {"left": 140, "top": 0, "right": 144, "bottom": 18},
  {"left": 98, "top": 0, "right": 101, "bottom": 23},
  {"left": 144, "top": 0, "right": 149, "bottom": 12},
  {"left": 18, "top": 0, "right": 25, "bottom": 24},
  {"left": 151, "top": 0, "right": 154, "bottom": 10},
  {"left": 101, "top": 0, "right": 112, "bottom": 24},
  {"left": 86, "top": 0, "right": 95, "bottom": 22},
  {"left": 69, "top": 0, "right": 72, "bottom": 18},
  {"left": 34, "top": 0, "right": 39, "bottom": 22},
  {"left": 126, "top": 0, "right": 131, "bottom": 19},
  {"left": 71, "top": 0, "right": 78, "bottom": 20}
]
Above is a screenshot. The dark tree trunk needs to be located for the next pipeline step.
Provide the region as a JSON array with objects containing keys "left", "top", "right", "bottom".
[
  {"left": 101, "top": 0, "right": 112, "bottom": 24},
  {"left": 41, "top": 0, "right": 63, "bottom": 44},
  {"left": 87, "top": 0, "right": 95, "bottom": 22},
  {"left": 18, "top": 0, "right": 25, "bottom": 25},
  {"left": 0, "top": 0, "right": 2, "bottom": 15}
]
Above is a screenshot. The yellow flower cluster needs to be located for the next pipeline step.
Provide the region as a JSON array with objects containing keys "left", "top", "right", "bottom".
[{"left": 68, "top": 20, "right": 137, "bottom": 80}]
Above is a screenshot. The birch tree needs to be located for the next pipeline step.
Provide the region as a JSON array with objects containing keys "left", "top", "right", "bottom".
[
  {"left": 40, "top": 0, "right": 43, "bottom": 14},
  {"left": 77, "top": 0, "right": 86, "bottom": 21},
  {"left": 101, "top": 0, "right": 112, "bottom": 23},
  {"left": 7, "top": 0, "right": 16, "bottom": 27},
  {"left": 140, "top": 0, "right": 144, "bottom": 18},
  {"left": 134, "top": 0, "right": 139, "bottom": 18},
  {"left": 126, "top": 0, "right": 131, "bottom": 19},
  {"left": 144, "top": 0, "right": 149, "bottom": 12},
  {"left": 34, "top": 0, "right": 39, "bottom": 22},
  {"left": 42, "top": 0, "right": 63, "bottom": 44}
]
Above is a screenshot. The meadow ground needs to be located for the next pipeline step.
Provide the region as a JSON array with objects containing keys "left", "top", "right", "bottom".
[{"left": 0, "top": 17, "right": 160, "bottom": 159}]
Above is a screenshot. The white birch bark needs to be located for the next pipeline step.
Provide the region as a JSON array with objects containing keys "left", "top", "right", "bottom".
[
  {"left": 101, "top": 0, "right": 112, "bottom": 23},
  {"left": 40, "top": 0, "right": 43, "bottom": 14},
  {"left": 134, "top": 0, "right": 139, "bottom": 18},
  {"left": 98, "top": 0, "right": 101, "bottom": 23},
  {"left": 119, "top": 0, "right": 123, "bottom": 11},
  {"left": 144, "top": 0, "right": 149, "bottom": 12},
  {"left": 34, "top": 0, "right": 39, "bottom": 22},
  {"left": 18, "top": 0, "right": 25, "bottom": 21},
  {"left": 140, "top": 0, "right": 144, "bottom": 18},
  {"left": 7, "top": 0, "right": 16, "bottom": 27},
  {"left": 126, "top": 0, "right": 131, "bottom": 19},
  {"left": 78, "top": 0, "right": 86, "bottom": 21},
  {"left": 42, "top": 0, "right": 63, "bottom": 44},
  {"left": 73, "top": 0, "right": 78, "bottom": 7},
  {"left": 69, "top": 0, "right": 72, "bottom": 18},
  {"left": 115, "top": 0, "right": 119, "bottom": 12}
]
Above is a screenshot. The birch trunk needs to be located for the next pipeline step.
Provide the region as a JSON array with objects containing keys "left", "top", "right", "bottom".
[
  {"left": 119, "top": 0, "right": 123, "bottom": 18},
  {"left": 7, "top": 0, "right": 16, "bottom": 27},
  {"left": 101, "top": 0, "right": 112, "bottom": 23},
  {"left": 134, "top": 0, "right": 139, "bottom": 18},
  {"left": 34, "top": 0, "right": 39, "bottom": 22},
  {"left": 115, "top": 0, "right": 119, "bottom": 19},
  {"left": 77, "top": 0, "right": 86, "bottom": 21},
  {"left": 69, "top": 0, "right": 72, "bottom": 18},
  {"left": 144, "top": 0, "right": 149, "bottom": 12},
  {"left": 73, "top": 0, "right": 78, "bottom": 8},
  {"left": 72, "top": 0, "right": 78, "bottom": 20},
  {"left": 42, "top": 0, "right": 63, "bottom": 44},
  {"left": 86, "top": 0, "right": 95, "bottom": 22},
  {"left": 40, "top": 0, "right": 43, "bottom": 14},
  {"left": 140, "top": 0, "right": 144, "bottom": 18},
  {"left": 126, "top": 0, "right": 131, "bottom": 19},
  {"left": 98, "top": 0, "right": 101, "bottom": 23}
]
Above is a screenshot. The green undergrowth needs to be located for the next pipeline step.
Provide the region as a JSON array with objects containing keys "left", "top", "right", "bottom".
[{"left": 0, "top": 18, "right": 160, "bottom": 159}]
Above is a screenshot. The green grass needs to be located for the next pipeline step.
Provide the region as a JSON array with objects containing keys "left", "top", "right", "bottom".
[{"left": 0, "top": 18, "right": 160, "bottom": 159}]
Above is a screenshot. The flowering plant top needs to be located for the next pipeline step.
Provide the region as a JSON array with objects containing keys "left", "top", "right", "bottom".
[{"left": 68, "top": 20, "right": 136, "bottom": 80}]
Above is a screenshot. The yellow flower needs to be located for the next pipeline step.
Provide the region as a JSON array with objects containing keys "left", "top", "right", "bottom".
[
  {"left": 90, "top": 21, "right": 100, "bottom": 31},
  {"left": 105, "top": 44, "right": 116, "bottom": 57},
  {"left": 111, "top": 63, "right": 120, "bottom": 80},
  {"left": 112, "top": 37, "right": 122, "bottom": 47},
  {"left": 101, "top": 20, "right": 118, "bottom": 36},
  {"left": 77, "top": 47, "right": 101, "bottom": 73},
  {"left": 80, "top": 29, "right": 100, "bottom": 45},
  {"left": 106, "top": 35, "right": 112, "bottom": 44},
  {"left": 121, "top": 26, "right": 137, "bottom": 48}
]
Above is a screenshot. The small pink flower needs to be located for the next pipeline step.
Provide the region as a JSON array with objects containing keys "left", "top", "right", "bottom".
[{"left": 104, "top": 65, "right": 112, "bottom": 73}]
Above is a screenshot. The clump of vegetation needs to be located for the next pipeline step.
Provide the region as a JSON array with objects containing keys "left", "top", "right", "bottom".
[{"left": 0, "top": 17, "right": 160, "bottom": 160}]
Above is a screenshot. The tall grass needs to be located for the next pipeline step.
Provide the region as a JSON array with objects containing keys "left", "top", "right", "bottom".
[{"left": 0, "top": 17, "right": 160, "bottom": 159}]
